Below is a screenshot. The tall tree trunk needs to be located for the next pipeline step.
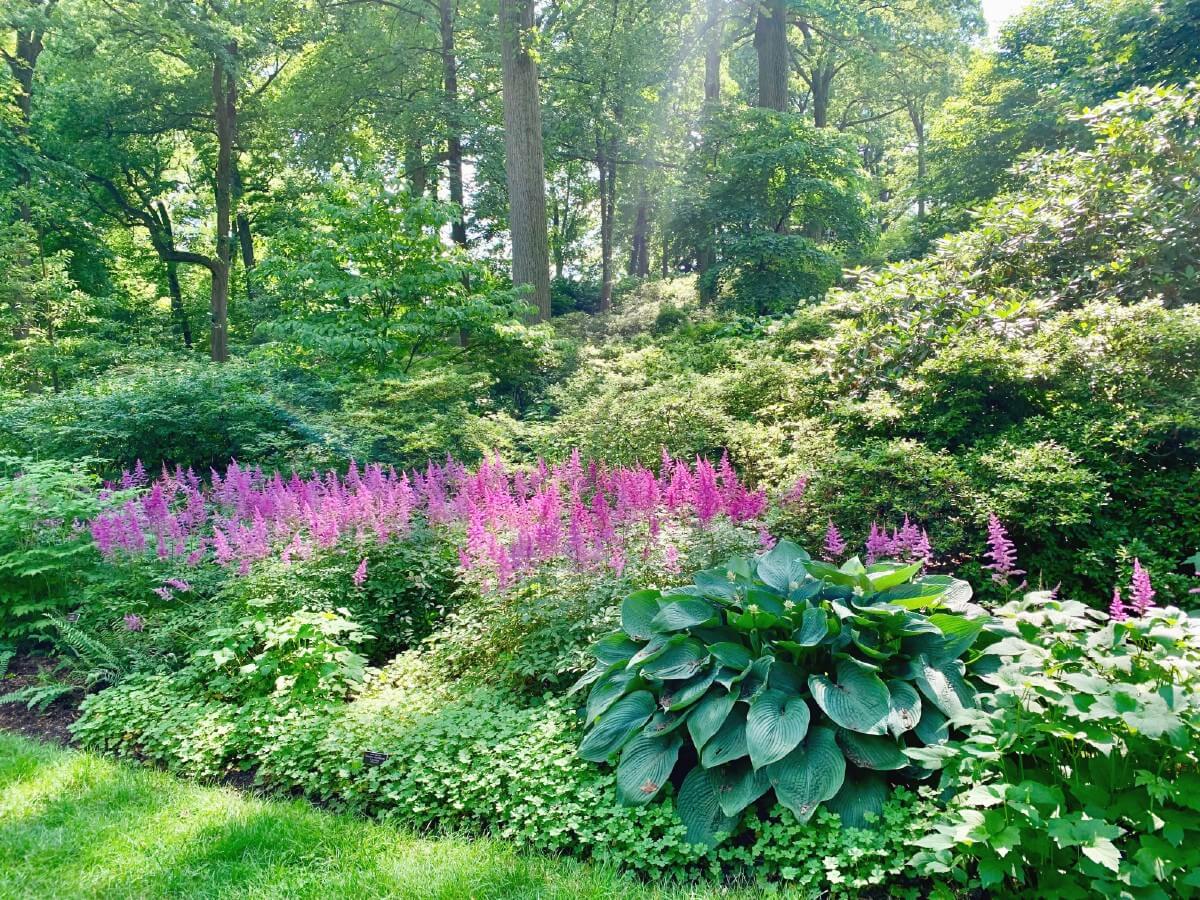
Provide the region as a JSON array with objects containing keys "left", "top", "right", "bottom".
[
  {"left": 551, "top": 199, "right": 565, "bottom": 279},
  {"left": 440, "top": 0, "right": 468, "bottom": 249},
  {"left": 754, "top": 0, "right": 787, "bottom": 112},
  {"left": 405, "top": 139, "right": 428, "bottom": 196},
  {"left": 211, "top": 47, "right": 236, "bottom": 363},
  {"left": 628, "top": 184, "right": 649, "bottom": 278},
  {"left": 153, "top": 201, "right": 193, "bottom": 348},
  {"left": 907, "top": 99, "right": 927, "bottom": 219},
  {"left": 232, "top": 163, "right": 256, "bottom": 303},
  {"left": 597, "top": 153, "right": 616, "bottom": 311},
  {"left": 811, "top": 62, "right": 833, "bottom": 128},
  {"left": 499, "top": 0, "right": 551, "bottom": 320},
  {"left": 704, "top": 0, "right": 722, "bottom": 103}
]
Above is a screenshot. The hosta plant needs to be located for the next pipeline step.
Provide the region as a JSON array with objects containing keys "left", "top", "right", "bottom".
[{"left": 574, "top": 540, "right": 995, "bottom": 847}]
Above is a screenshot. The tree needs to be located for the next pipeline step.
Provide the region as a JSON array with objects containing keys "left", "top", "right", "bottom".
[{"left": 499, "top": 0, "right": 550, "bottom": 320}]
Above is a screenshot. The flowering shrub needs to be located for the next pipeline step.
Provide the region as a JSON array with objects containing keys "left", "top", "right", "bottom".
[{"left": 574, "top": 540, "right": 991, "bottom": 846}]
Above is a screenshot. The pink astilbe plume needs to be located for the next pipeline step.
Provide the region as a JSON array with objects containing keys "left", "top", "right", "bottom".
[
  {"left": 823, "top": 521, "right": 847, "bottom": 561},
  {"left": 1109, "top": 587, "right": 1128, "bottom": 622},
  {"left": 982, "top": 513, "right": 1025, "bottom": 586},
  {"left": 1129, "top": 558, "right": 1155, "bottom": 614},
  {"left": 352, "top": 557, "right": 368, "bottom": 588}
]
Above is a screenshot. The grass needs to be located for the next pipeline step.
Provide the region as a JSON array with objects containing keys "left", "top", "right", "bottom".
[{"left": 0, "top": 732, "right": 764, "bottom": 900}]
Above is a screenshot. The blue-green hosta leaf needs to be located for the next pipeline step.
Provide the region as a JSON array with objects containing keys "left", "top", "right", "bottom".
[
  {"left": 578, "top": 691, "right": 656, "bottom": 761},
  {"left": 826, "top": 768, "right": 890, "bottom": 829},
  {"left": 622, "top": 590, "right": 663, "bottom": 640},
  {"left": 676, "top": 767, "right": 738, "bottom": 849},
  {"left": 886, "top": 680, "right": 922, "bottom": 736},
  {"left": 836, "top": 729, "right": 908, "bottom": 770},
  {"left": 586, "top": 664, "right": 636, "bottom": 724},
  {"left": 793, "top": 606, "right": 829, "bottom": 646},
  {"left": 663, "top": 667, "right": 717, "bottom": 711},
  {"left": 568, "top": 663, "right": 606, "bottom": 696},
  {"left": 687, "top": 687, "right": 737, "bottom": 751},
  {"left": 809, "top": 658, "right": 890, "bottom": 735},
  {"left": 708, "top": 641, "right": 753, "bottom": 671},
  {"left": 715, "top": 758, "right": 772, "bottom": 817},
  {"left": 643, "top": 706, "right": 692, "bottom": 737},
  {"left": 755, "top": 540, "right": 811, "bottom": 594},
  {"left": 914, "top": 654, "right": 976, "bottom": 718},
  {"left": 747, "top": 688, "right": 811, "bottom": 769},
  {"left": 914, "top": 704, "right": 949, "bottom": 745},
  {"left": 652, "top": 598, "right": 718, "bottom": 632},
  {"left": 627, "top": 634, "right": 673, "bottom": 669},
  {"left": 616, "top": 731, "right": 682, "bottom": 806},
  {"left": 642, "top": 638, "right": 708, "bottom": 680},
  {"left": 737, "top": 655, "right": 774, "bottom": 702},
  {"left": 744, "top": 588, "right": 787, "bottom": 616},
  {"left": 927, "top": 613, "right": 987, "bottom": 660},
  {"left": 767, "top": 660, "right": 804, "bottom": 695},
  {"left": 700, "top": 705, "right": 749, "bottom": 767},
  {"left": 592, "top": 633, "right": 642, "bottom": 666},
  {"left": 767, "top": 726, "right": 845, "bottom": 822}
]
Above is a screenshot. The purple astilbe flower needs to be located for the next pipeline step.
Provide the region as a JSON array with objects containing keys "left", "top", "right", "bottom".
[
  {"left": 352, "top": 557, "right": 368, "bottom": 588},
  {"left": 910, "top": 529, "right": 934, "bottom": 566},
  {"left": 783, "top": 476, "right": 808, "bottom": 507},
  {"left": 1129, "top": 559, "right": 1155, "bottom": 614},
  {"left": 982, "top": 514, "right": 1025, "bottom": 586},
  {"left": 865, "top": 522, "right": 892, "bottom": 565},
  {"left": 152, "top": 586, "right": 173, "bottom": 601},
  {"left": 165, "top": 578, "right": 192, "bottom": 592},
  {"left": 123, "top": 613, "right": 144, "bottom": 632},
  {"left": 823, "top": 521, "right": 847, "bottom": 561},
  {"left": 663, "top": 544, "right": 681, "bottom": 574},
  {"left": 1109, "top": 587, "right": 1128, "bottom": 622},
  {"left": 758, "top": 527, "right": 777, "bottom": 550}
]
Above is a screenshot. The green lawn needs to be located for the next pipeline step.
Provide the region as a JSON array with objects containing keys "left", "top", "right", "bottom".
[{"left": 0, "top": 733, "right": 758, "bottom": 900}]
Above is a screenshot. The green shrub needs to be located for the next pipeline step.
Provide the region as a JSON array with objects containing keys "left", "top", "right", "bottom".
[
  {"left": 574, "top": 541, "right": 990, "bottom": 847},
  {"left": 911, "top": 591, "right": 1200, "bottom": 897}
]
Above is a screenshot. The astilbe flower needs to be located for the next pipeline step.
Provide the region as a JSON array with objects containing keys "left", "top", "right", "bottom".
[
  {"left": 1109, "top": 587, "right": 1128, "bottom": 622},
  {"left": 823, "top": 521, "right": 847, "bottom": 561},
  {"left": 1129, "top": 558, "right": 1155, "bottom": 614},
  {"left": 123, "top": 613, "right": 144, "bottom": 632},
  {"left": 982, "top": 513, "right": 1025, "bottom": 586},
  {"left": 352, "top": 557, "right": 368, "bottom": 588}
]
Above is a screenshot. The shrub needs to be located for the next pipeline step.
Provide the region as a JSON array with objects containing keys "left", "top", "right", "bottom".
[
  {"left": 911, "top": 590, "right": 1200, "bottom": 897},
  {"left": 574, "top": 541, "right": 990, "bottom": 847}
]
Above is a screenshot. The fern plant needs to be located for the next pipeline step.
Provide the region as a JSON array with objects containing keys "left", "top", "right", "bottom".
[
  {"left": 0, "top": 679, "right": 78, "bottom": 712},
  {"left": 46, "top": 614, "right": 131, "bottom": 687}
]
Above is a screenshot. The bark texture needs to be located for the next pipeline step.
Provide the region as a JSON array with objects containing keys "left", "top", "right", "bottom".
[
  {"left": 211, "top": 47, "right": 237, "bottom": 362},
  {"left": 754, "top": 0, "right": 788, "bottom": 112}
]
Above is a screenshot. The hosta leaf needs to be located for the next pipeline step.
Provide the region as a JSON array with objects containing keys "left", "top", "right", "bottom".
[
  {"left": 688, "top": 687, "right": 737, "bottom": 751},
  {"left": 676, "top": 767, "right": 738, "bottom": 848},
  {"left": 652, "top": 598, "right": 718, "bottom": 632},
  {"left": 586, "top": 664, "right": 636, "bottom": 724},
  {"left": 737, "top": 655, "right": 774, "bottom": 702},
  {"left": 663, "top": 667, "right": 717, "bottom": 711},
  {"left": 808, "top": 658, "right": 890, "bottom": 735},
  {"left": 745, "top": 588, "right": 787, "bottom": 616},
  {"left": 715, "top": 758, "right": 772, "bottom": 817},
  {"left": 578, "top": 691, "right": 656, "bottom": 761},
  {"left": 622, "top": 590, "right": 663, "bottom": 640},
  {"left": 803, "top": 559, "right": 862, "bottom": 588},
  {"left": 875, "top": 583, "right": 946, "bottom": 609},
  {"left": 643, "top": 707, "right": 692, "bottom": 737},
  {"left": 826, "top": 768, "right": 890, "bottom": 829},
  {"left": 700, "top": 705, "right": 749, "bottom": 767},
  {"left": 767, "top": 726, "right": 845, "bottom": 822},
  {"left": 642, "top": 638, "right": 708, "bottom": 680},
  {"left": 794, "top": 606, "right": 829, "bottom": 646},
  {"left": 729, "top": 609, "right": 779, "bottom": 631},
  {"left": 915, "top": 654, "right": 976, "bottom": 718},
  {"left": 627, "top": 634, "right": 673, "bottom": 669},
  {"left": 927, "top": 614, "right": 987, "bottom": 660},
  {"left": 767, "top": 660, "right": 804, "bottom": 695},
  {"left": 708, "top": 641, "right": 753, "bottom": 670},
  {"left": 914, "top": 704, "right": 949, "bottom": 745},
  {"left": 915, "top": 575, "right": 973, "bottom": 611},
  {"left": 616, "top": 731, "right": 682, "bottom": 806},
  {"left": 592, "top": 633, "right": 641, "bottom": 666},
  {"left": 886, "top": 680, "right": 922, "bottom": 736},
  {"left": 568, "top": 663, "right": 606, "bottom": 696},
  {"left": 747, "top": 688, "right": 811, "bottom": 769},
  {"left": 755, "top": 540, "right": 811, "bottom": 593},
  {"left": 836, "top": 729, "right": 908, "bottom": 771},
  {"left": 866, "top": 562, "right": 922, "bottom": 592}
]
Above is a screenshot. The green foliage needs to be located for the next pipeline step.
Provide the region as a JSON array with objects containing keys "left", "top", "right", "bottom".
[
  {"left": 575, "top": 541, "right": 990, "bottom": 846},
  {"left": 0, "top": 456, "right": 101, "bottom": 640},
  {"left": 911, "top": 591, "right": 1200, "bottom": 897}
]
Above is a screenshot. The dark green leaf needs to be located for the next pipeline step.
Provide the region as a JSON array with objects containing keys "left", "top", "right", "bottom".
[
  {"left": 616, "top": 731, "right": 682, "bottom": 806},
  {"left": 578, "top": 691, "right": 656, "bottom": 761},
  {"left": 747, "top": 688, "right": 811, "bottom": 769}
]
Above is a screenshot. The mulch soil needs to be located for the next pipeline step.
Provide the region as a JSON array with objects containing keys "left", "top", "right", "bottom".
[{"left": 0, "top": 654, "right": 82, "bottom": 746}]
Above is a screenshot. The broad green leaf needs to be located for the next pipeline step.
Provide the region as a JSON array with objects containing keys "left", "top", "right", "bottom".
[
  {"left": 746, "top": 688, "right": 811, "bottom": 769},
  {"left": 767, "top": 726, "right": 846, "bottom": 822},
  {"left": 622, "top": 590, "right": 663, "bottom": 640},
  {"left": 793, "top": 606, "right": 829, "bottom": 646},
  {"left": 927, "top": 613, "right": 987, "bottom": 659},
  {"left": 914, "top": 704, "right": 949, "bottom": 745},
  {"left": 676, "top": 767, "right": 737, "bottom": 848},
  {"left": 755, "top": 540, "right": 811, "bottom": 593},
  {"left": 700, "top": 705, "right": 749, "bottom": 767},
  {"left": 688, "top": 688, "right": 737, "bottom": 751},
  {"left": 592, "top": 633, "right": 641, "bottom": 666},
  {"left": 578, "top": 691, "right": 655, "bottom": 761},
  {"left": 737, "top": 655, "right": 774, "bottom": 702},
  {"left": 875, "top": 583, "right": 946, "bottom": 609},
  {"left": 643, "top": 707, "right": 692, "bottom": 737},
  {"left": 652, "top": 598, "right": 717, "bottom": 632},
  {"left": 915, "top": 575, "right": 973, "bottom": 611},
  {"left": 809, "top": 658, "right": 890, "bottom": 735},
  {"left": 586, "top": 664, "right": 635, "bottom": 724},
  {"left": 886, "top": 679, "right": 922, "bottom": 736},
  {"left": 663, "top": 667, "right": 717, "bottom": 711},
  {"left": 826, "top": 768, "right": 890, "bottom": 829},
  {"left": 626, "top": 634, "right": 674, "bottom": 669},
  {"left": 642, "top": 638, "right": 708, "bottom": 680},
  {"left": 866, "top": 562, "right": 922, "bottom": 592},
  {"left": 915, "top": 654, "right": 976, "bottom": 717},
  {"left": 836, "top": 729, "right": 908, "bottom": 770},
  {"left": 708, "top": 641, "right": 753, "bottom": 670},
  {"left": 568, "top": 663, "right": 606, "bottom": 696},
  {"left": 715, "top": 758, "right": 772, "bottom": 816},
  {"left": 767, "top": 659, "right": 804, "bottom": 695},
  {"left": 616, "top": 731, "right": 682, "bottom": 806}
]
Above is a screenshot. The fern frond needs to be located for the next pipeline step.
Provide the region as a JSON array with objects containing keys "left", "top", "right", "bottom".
[{"left": 0, "top": 680, "right": 77, "bottom": 712}]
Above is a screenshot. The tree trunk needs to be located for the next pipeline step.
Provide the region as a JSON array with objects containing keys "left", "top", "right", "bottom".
[
  {"left": 704, "top": 0, "right": 722, "bottom": 103},
  {"left": 660, "top": 231, "right": 668, "bottom": 278},
  {"left": 211, "top": 47, "right": 236, "bottom": 363},
  {"left": 628, "top": 185, "right": 649, "bottom": 278},
  {"left": 231, "top": 163, "right": 256, "bottom": 302},
  {"left": 154, "top": 202, "right": 193, "bottom": 348},
  {"left": 440, "top": 0, "right": 468, "bottom": 248},
  {"left": 597, "top": 153, "right": 616, "bottom": 311},
  {"left": 499, "top": 0, "right": 551, "bottom": 321},
  {"left": 754, "top": 0, "right": 787, "bottom": 112},
  {"left": 908, "top": 99, "right": 927, "bottom": 219},
  {"left": 811, "top": 63, "right": 833, "bottom": 129},
  {"left": 405, "top": 139, "right": 428, "bottom": 196}
]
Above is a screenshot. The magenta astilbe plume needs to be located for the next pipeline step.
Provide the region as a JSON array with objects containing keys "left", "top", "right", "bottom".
[
  {"left": 1129, "top": 559, "right": 1155, "bottom": 614},
  {"left": 982, "top": 513, "right": 1025, "bottom": 586},
  {"left": 864, "top": 523, "right": 892, "bottom": 565},
  {"left": 823, "top": 521, "right": 847, "bottom": 561},
  {"left": 1109, "top": 587, "right": 1128, "bottom": 622},
  {"left": 352, "top": 557, "right": 368, "bottom": 588},
  {"left": 123, "top": 613, "right": 144, "bottom": 632},
  {"left": 783, "top": 476, "right": 808, "bottom": 507}
]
